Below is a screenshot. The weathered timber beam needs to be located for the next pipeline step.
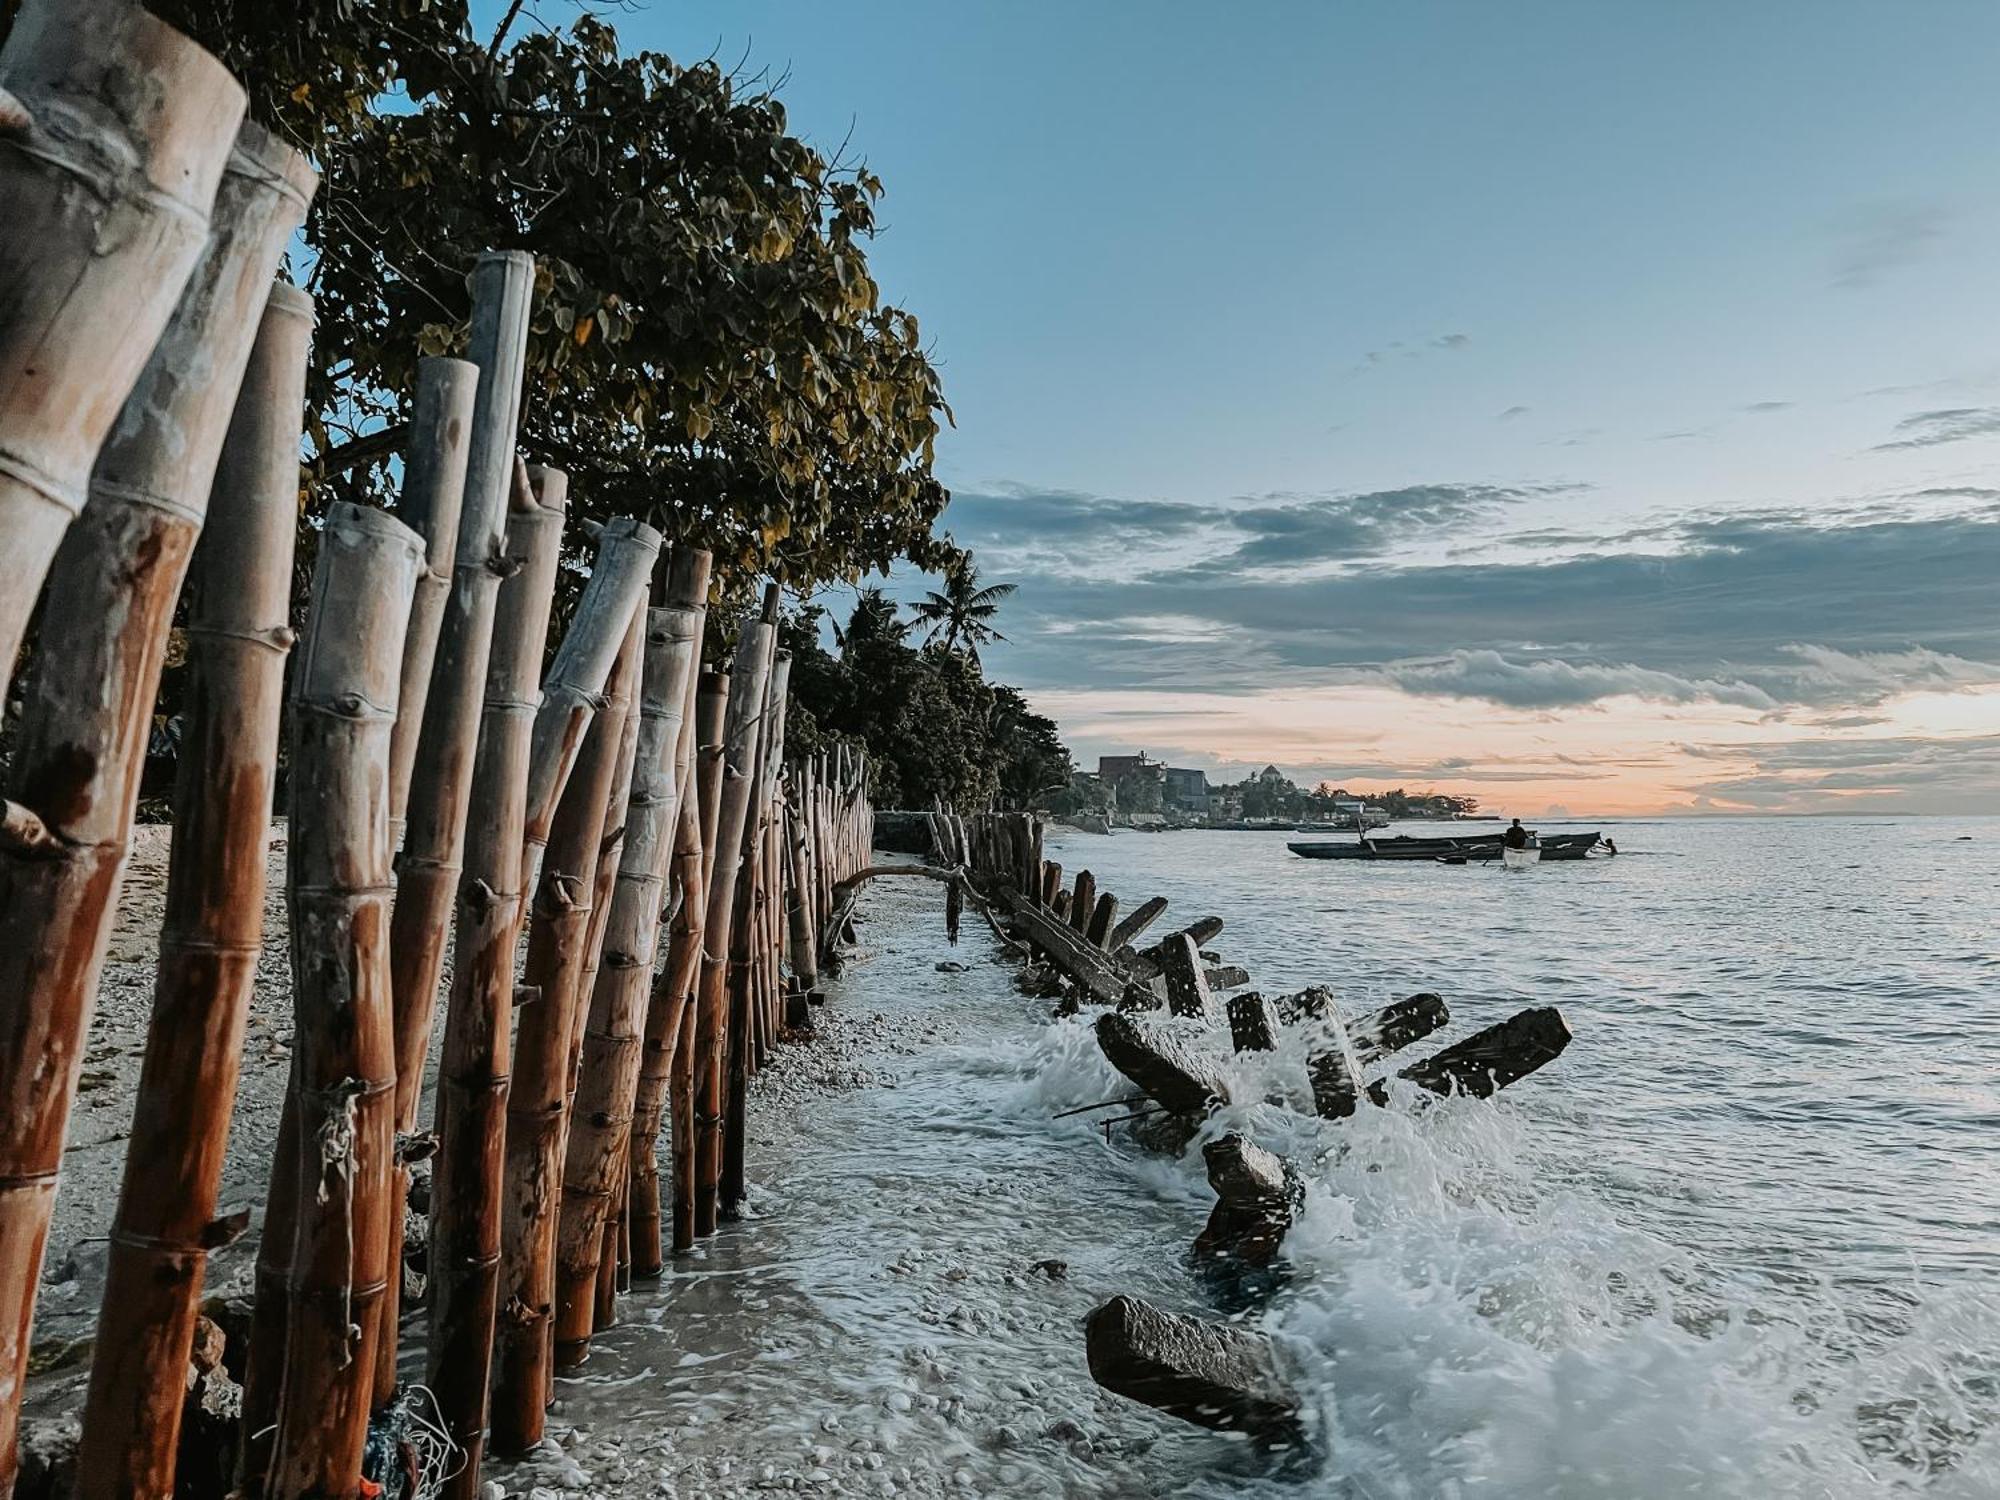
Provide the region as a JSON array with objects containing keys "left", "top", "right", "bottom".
[
  {"left": 1226, "top": 992, "right": 1279, "bottom": 1054},
  {"left": 1157, "top": 934, "right": 1212, "bottom": 1020},
  {"left": 1371, "top": 1006, "right": 1571, "bottom": 1104},
  {"left": 1084, "top": 1296, "right": 1303, "bottom": 1446},
  {"left": 1106, "top": 896, "right": 1169, "bottom": 951},
  {"left": 1193, "top": 1134, "right": 1301, "bottom": 1272},
  {"left": 1093, "top": 1013, "right": 1232, "bottom": 1117}
]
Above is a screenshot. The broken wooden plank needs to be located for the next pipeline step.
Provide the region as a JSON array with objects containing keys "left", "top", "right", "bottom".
[
  {"left": 1226, "top": 992, "right": 1279, "bottom": 1054},
  {"left": 1204, "top": 964, "right": 1249, "bottom": 991},
  {"left": 1067, "top": 869, "right": 1096, "bottom": 934},
  {"left": 1158, "top": 934, "right": 1213, "bottom": 1020},
  {"left": 1084, "top": 1295, "right": 1302, "bottom": 1446},
  {"left": 1373, "top": 1006, "right": 1571, "bottom": 1103},
  {"left": 1085, "top": 892, "right": 1118, "bottom": 949},
  {"left": 1107, "top": 895, "right": 1169, "bottom": 950}
]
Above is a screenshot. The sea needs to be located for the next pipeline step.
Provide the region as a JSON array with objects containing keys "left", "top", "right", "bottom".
[{"left": 545, "top": 816, "right": 2000, "bottom": 1499}]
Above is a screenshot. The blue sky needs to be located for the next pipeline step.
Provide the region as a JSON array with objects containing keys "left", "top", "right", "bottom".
[{"left": 480, "top": 2, "right": 2000, "bottom": 812}]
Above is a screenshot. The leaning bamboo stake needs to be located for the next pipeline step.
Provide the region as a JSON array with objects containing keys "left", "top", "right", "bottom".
[
  {"left": 74, "top": 282, "right": 312, "bottom": 1500},
  {"left": 427, "top": 467, "right": 568, "bottom": 1497},
  {"left": 266, "top": 503, "right": 424, "bottom": 1500},
  {"left": 378, "top": 250, "right": 534, "bottom": 1401},
  {"left": 693, "top": 591, "right": 780, "bottom": 1237},
  {"left": 0, "top": 0, "right": 245, "bottom": 706},
  {"left": 627, "top": 663, "right": 712, "bottom": 1278},
  {"left": 552, "top": 552, "right": 712, "bottom": 1364},
  {"left": 386, "top": 357, "right": 480, "bottom": 848},
  {"left": 490, "top": 604, "right": 644, "bottom": 1454},
  {"left": 722, "top": 652, "right": 790, "bottom": 1216},
  {"left": 673, "top": 675, "right": 730, "bottom": 1255},
  {"left": 0, "top": 121, "right": 313, "bottom": 1485},
  {"left": 519, "top": 515, "right": 662, "bottom": 894}
]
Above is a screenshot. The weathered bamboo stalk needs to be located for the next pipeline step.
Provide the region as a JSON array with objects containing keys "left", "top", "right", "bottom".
[
  {"left": 74, "top": 282, "right": 312, "bottom": 1500},
  {"left": 673, "top": 675, "right": 730, "bottom": 1256},
  {"left": 520, "top": 516, "right": 663, "bottom": 893},
  {"left": 266, "top": 503, "right": 424, "bottom": 1500},
  {"left": 386, "top": 357, "right": 480, "bottom": 847},
  {"left": 0, "top": 0, "right": 245, "bottom": 706},
  {"left": 723, "top": 651, "right": 790, "bottom": 1215},
  {"left": 551, "top": 551, "right": 712, "bottom": 1364},
  {"left": 693, "top": 597, "right": 779, "bottom": 1237},
  {"left": 628, "top": 685, "right": 711, "bottom": 1278},
  {"left": 427, "top": 467, "right": 568, "bottom": 1498},
  {"left": 490, "top": 604, "right": 644, "bottom": 1453},
  {"left": 0, "top": 120, "right": 314, "bottom": 1486},
  {"left": 378, "top": 250, "right": 534, "bottom": 1402}
]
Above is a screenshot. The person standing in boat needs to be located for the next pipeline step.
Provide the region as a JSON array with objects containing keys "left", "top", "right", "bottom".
[{"left": 1504, "top": 818, "right": 1530, "bottom": 851}]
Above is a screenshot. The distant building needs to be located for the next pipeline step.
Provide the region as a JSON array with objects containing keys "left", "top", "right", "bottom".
[
  {"left": 1097, "top": 752, "right": 1159, "bottom": 780},
  {"left": 1162, "top": 766, "right": 1209, "bottom": 813}
]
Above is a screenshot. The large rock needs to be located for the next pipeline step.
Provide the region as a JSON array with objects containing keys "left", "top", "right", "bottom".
[
  {"left": 1084, "top": 1295, "right": 1302, "bottom": 1446},
  {"left": 1094, "top": 1012, "right": 1232, "bottom": 1117}
]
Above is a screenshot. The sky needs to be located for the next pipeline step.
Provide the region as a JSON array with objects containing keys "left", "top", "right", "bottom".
[{"left": 486, "top": 1, "right": 2000, "bottom": 814}]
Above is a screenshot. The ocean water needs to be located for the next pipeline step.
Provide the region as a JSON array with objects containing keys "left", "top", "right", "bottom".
[{"left": 546, "top": 817, "right": 2000, "bottom": 1498}]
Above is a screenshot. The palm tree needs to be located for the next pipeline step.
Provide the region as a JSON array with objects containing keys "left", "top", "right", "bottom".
[
  {"left": 912, "top": 555, "right": 1016, "bottom": 665},
  {"left": 833, "top": 586, "right": 908, "bottom": 655}
]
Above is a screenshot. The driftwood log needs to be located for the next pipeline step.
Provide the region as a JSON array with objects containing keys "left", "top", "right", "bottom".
[
  {"left": 0, "top": 0, "right": 246, "bottom": 708},
  {"left": 266, "top": 504, "right": 423, "bottom": 1500},
  {"left": 73, "top": 283, "right": 311, "bottom": 1500},
  {"left": 426, "top": 467, "right": 568, "bottom": 1496},
  {"left": 0, "top": 120, "right": 313, "bottom": 1484},
  {"left": 1373, "top": 1006, "right": 1572, "bottom": 1104}
]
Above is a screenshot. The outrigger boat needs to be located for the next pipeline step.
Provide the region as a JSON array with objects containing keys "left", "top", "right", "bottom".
[{"left": 1287, "top": 831, "right": 1605, "bottom": 862}]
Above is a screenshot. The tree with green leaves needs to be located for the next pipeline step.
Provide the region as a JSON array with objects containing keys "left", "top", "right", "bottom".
[
  {"left": 3, "top": 1, "right": 958, "bottom": 595},
  {"left": 911, "top": 554, "right": 1017, "bottom": 664}
]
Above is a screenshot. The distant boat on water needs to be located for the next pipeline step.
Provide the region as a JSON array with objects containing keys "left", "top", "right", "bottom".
[{"left": 1288, "top": 831, "right": 1605, "bottom": 862}]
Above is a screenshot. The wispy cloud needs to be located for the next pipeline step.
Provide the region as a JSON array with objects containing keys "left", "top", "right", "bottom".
[
  {"left": 1829, "top": 199, "right": 1950, "bottom": 290},
  {"left": 1871, "top": 407, "right": 2000, "bottom": 451}
]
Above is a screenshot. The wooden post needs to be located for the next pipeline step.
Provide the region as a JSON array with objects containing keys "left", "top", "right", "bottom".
[
  {"left": 378, "top": 250, "right": 534, "bottom": 1401},
  {"left": 266, "top": 504, "right": 424, "bottom": 1499},
  {"left": 551, "top": 551, "right": 711, "bottom": 1364},
  {"left": 693, "top": 593, "right": 779, "bottom": 1238},
  {"left": 427, "top": 466, "right": 568, "bottom": 1497},
  {"left": 1108, "top": 896, "right": 1169, "bottom": 951},
  {"left": 673, "top": 674, "right": 729, "bottom": 1256},
  {"left": 73, "top": 283, "right": 310, "bottom": 1500},
  {"left": 1086, "top": 893, "right": 1120, "bottom": 949},
  {"left": 0, "top": 0, "right": 246, "bottom": 707},
  {"left": 490, "top": 605, "right": 643, "bottom": 1453},
  {"left": 0, "top": 120, "right": 314, "bottom": 1484},
  {"left": 1068, "top": 870, "right": 1096, "bottom": 934},
  {"left": 386, "top": 357, "right": 480, "bottom": 848}
]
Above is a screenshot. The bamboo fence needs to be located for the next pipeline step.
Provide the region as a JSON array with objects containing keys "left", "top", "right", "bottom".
[{"left": 0, "top": 10, "right": 885, "bottom": 1496}]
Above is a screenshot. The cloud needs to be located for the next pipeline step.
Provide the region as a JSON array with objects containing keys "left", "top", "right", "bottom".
[
  {"left": 1497, "top": 405, "right": 1531, "bottom": 422},
  {"left": 1677, "top": 731, "right": 2000, "bottom": 812},
  {"left": 1379, "top": 650, "right": 1780, "bottom": 711},
  {"left": 967, "top": 498, "right": 2000, "bottom": 713},
  {"left": 1433, "top": 333, "right": 1471, "bottom": 350},
  {"left": 1871, "top": 407, "right": 2000, "bottom": 451},
  {"left": 1830, "top": 200, "right": 1949, "bottom": 290},
  {"left": 1740, "top": 401, "right": 1792, "bottom": 415}
]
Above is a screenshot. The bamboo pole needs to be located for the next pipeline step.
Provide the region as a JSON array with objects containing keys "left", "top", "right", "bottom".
[
  {"left": 427, "top": 467, "right": 568, "bottom": 1498},
  {"left": 673, "top": 675, "right": 729, "bottom": 1256},
  {"left": 377, "top": 250, "right": 534, "bottom": 1402},
  {"left": 0, "top": 0, "right": 245, "bottom": 705},
  {"left": 266, "top": 503, "right": 424, "bottom": 1500},
  {"left": 386, "top": 357, "right": 480, "bottom": 848},
  {"left": 693, "top": 592, "right": 779, "bottom": 1237},
  {"left": 72, "top": 282, "right": 312, "bottom": 1500},
  {"left": 519, "top": 515, "right": 663, "bottom": 896},
  {"left": 490, "top": 604, "right": 644, "bottom": 1453},
  {"left": 627, "top": 667, "right": 713, "bottom": 1279},
  {"left": 0, "top": 121, "right": 314, "bottom": 1486},
  {"left": 722, "top": 652, "right": 790, "bottom": 1216},
  {"left": 551, "top": 550, "right": 711, "bottom": 1364}
]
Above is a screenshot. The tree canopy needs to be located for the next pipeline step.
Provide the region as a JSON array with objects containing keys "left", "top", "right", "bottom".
[{"left": 30, "top": 0, "right": 957, "bottom": 593}]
